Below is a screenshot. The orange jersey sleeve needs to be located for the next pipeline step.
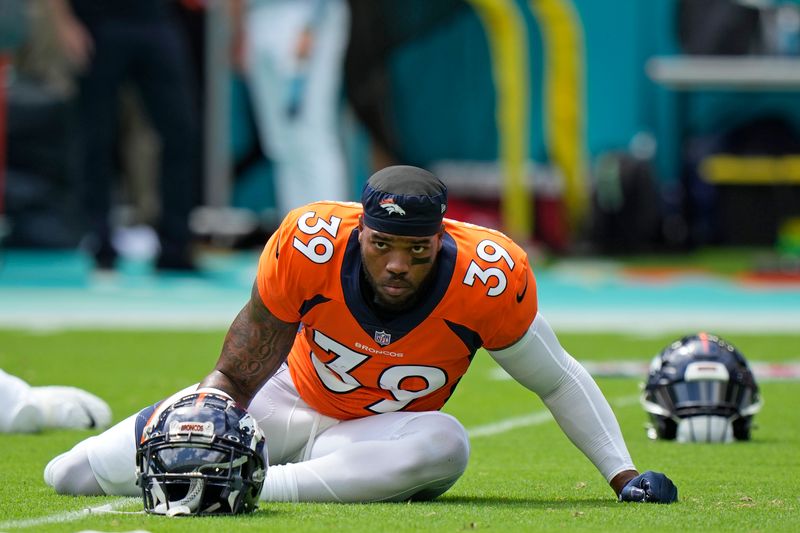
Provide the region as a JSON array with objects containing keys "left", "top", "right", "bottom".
[
  {"left": 256, "top": 201, "right": 361, "bottom": 323},
  {"left": 434, "top": 219, "right": 538, "bottom": 350},
  {"left": 254, "top": 204, "right": 538, "bottom": 420}
]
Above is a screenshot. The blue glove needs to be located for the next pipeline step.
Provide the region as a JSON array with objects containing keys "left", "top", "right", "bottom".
[{"left": 619, "top": 471, "right": 678, "bottom": 504}]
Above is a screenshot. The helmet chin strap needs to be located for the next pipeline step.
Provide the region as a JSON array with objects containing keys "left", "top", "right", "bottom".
[
  {"left": 152, "top": 456, "right": 251, "bottom": 515},
  {"left": 153, "top": 478, "right": 205, "bottom": 516}
]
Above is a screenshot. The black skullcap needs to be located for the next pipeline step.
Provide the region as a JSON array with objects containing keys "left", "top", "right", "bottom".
[{"left": 361, "top": 166, "right": 448, "bottom": 236}]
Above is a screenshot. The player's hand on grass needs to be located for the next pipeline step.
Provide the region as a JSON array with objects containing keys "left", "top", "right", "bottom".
[{"left": 619, "top": 471, "right": 678, "bottom": 504}]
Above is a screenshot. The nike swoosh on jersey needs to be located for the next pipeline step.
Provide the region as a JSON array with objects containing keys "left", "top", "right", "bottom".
[{"left": 516, "top": 276, "right": 528, "bottom": 303}]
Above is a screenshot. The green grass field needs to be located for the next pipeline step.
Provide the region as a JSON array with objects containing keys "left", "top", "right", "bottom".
[{"left": 0, "top": 329, "right": 798, "bottom": 532}]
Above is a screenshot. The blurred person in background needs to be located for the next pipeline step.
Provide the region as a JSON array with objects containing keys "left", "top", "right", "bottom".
[
  {"left": 48, "top": 0, "right": 200, "bottom": 271},
  {"left": 0, "top": 369, "right": 111, "bottom": 433},
  {"left": 0, "top": 2, "right": 21, "bottom": 241},
  {"left": 231, "top": 0, "right": 351, "bottom": 219}
]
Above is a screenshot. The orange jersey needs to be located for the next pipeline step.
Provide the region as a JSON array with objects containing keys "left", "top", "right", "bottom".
[{"left": 256, "top": 201, "right": 538, "bottom": 420}]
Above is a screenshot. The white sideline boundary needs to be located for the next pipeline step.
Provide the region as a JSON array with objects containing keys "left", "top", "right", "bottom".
[
  {"left": 0, "top": 283, "right": 799, "bottom": 334},
  {"left": 0, "top": 396, "right": 640, "bottom": 530},
  {"left": 1, "top": 308, "right": 799, "bottom": 333}
]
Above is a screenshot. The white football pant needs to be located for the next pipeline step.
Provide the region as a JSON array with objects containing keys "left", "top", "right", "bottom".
[
  {"left": 0, "top": 369, "right": 112, "bottom": 433},
  {"left": 244, "top": 0, "right": 351, "bottom": 217},
  {"left": 44, "top": 365, "right": 470, "bottom": 502}
]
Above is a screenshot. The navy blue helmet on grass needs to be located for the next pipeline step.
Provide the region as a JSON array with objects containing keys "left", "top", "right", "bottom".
[
  {"left": 136, "top": 391, "right": 266, "bottom": 515},
  {"left": 641, "top": 333, "right": 763, "bottom": 443}
]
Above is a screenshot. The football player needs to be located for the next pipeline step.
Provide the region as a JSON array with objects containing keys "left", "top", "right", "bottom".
[
  {"left": 45, "top": 165, "right": 677, "bottom": 509},
  {"left": 0, "top": 369, "right": 111, "bottom": 432}
]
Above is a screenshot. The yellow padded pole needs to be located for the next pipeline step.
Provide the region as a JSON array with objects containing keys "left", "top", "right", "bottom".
[{"left": 468, "top": 0, "right": 532, "bottom": 241}]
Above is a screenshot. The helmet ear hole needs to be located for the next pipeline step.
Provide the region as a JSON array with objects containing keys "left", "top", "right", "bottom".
[
  {"left": 655, "top": 416, "right": 677, "bottom": 440},
  {"left": 732, "top": 416, "right": 752, "bottom": 441}
]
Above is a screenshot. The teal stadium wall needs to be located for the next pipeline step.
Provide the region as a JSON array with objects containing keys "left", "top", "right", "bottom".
[{"left": 230, "top": 0, "right": 800, "bottom": 210}]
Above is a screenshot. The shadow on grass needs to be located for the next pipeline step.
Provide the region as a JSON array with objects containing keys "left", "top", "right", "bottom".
[
  {"left": 422, "top": 496, "right": 618, "bottom": 509},
  {"left": 251, "top": 496, "right": 625, "bottom": 510}
]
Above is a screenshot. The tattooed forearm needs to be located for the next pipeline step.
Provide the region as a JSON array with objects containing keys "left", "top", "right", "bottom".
[{"left": 199, "top": 284, "right": 299, "bottom": 406}]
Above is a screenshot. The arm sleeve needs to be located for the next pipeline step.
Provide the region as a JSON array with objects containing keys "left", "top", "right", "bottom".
[{"left": 487, "top": 314, "right": 636, "bottom": 482}]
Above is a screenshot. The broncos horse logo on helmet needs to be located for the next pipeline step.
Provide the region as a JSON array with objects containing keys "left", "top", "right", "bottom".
[
  {"left": 136, "top": 391, "right": 267, "bottom": 515},
  {"left": 379, "top": 198, "right": 407, "bottom": 216},
  {"left": 641, "top": 332, "right": 763, "bottom": 443}
]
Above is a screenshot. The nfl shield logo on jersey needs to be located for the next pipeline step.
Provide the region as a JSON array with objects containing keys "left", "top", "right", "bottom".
[{"left": 374, "top": 330, "right": 392, "bottom": 346}]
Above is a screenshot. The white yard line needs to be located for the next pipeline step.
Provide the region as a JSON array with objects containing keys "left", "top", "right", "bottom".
[
  {"left": 0, "top": 497, "right": 141, "bottom": 531},
  {"left": 467, "top": 395, "right": 640, "bottom": 438},
  {"left": 468, "top": 410, "right": 554, "bottom": 438}
]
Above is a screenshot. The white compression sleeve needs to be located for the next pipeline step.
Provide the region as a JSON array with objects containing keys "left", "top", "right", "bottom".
[{"left": 488, "top": 314, "right": 636, "bottom": 481}]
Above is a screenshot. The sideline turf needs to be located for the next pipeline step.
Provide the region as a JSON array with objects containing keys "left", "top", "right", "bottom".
[{"left": 0, "top": 329, "right": 798, "bottom": 532}]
